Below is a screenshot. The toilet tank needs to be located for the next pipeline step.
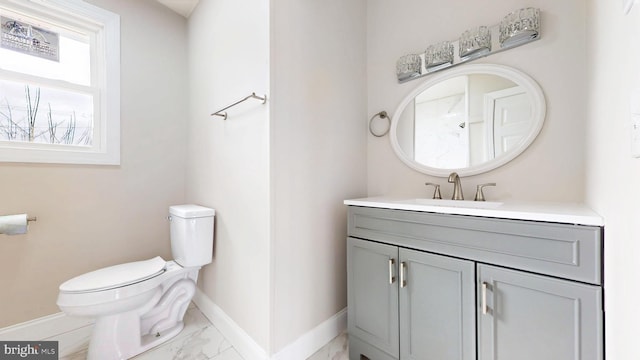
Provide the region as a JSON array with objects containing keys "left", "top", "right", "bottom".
[{"left": 169, "top": 204, "right": 215, "bottom": 267}]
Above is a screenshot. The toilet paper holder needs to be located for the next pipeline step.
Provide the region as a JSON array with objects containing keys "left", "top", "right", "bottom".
[
  {"left": 0, "top": 214, "right": 37, "bottom": 235},
  {"left": 0, "top": 215, "right": 37, "bottom": 222}
]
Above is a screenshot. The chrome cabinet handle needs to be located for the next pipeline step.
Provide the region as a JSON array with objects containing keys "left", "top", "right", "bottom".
[
  {"left": 389, "top": 258, "right": 396, "bottom": 284},
  {"left": 400, "top": 262, "right": 407, "bottom": 288},
  {"left": 482, "top": 282, "right": 488, "bottom": 315}
]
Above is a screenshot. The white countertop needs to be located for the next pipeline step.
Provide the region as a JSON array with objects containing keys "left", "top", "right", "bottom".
[{"left": 344, "top": 196, "right": 604, "bottom": 226}]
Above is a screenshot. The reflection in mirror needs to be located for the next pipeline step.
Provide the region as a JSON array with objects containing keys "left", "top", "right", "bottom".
[
  {"left": 398, "top": 74, "right": 526, "bottom": 168},
  {"left": 391, "top": 64, "right": 545, "bottom": 177}
]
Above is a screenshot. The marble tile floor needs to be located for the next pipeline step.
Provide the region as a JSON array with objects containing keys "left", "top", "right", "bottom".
[
  {"left": 54, "top": 303, "right": 348, "bottom": 360},
  {"left": 306, "top": 330, "right": 348, "bottom": 360}
]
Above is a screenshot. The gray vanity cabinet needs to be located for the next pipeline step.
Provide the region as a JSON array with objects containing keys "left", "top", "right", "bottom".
[
  {"left": 477, "top": 264, "right": 603, "bottom": 360},
  {"left": 346, "top": 205, "right": 604, "bottom": 360},
  {"left": 399, "top": 248, "right": 475, "bottom": 360},
  {"left": 347, "top": 238, "right": 399, "bottom": 359},
  {"left": 347, "top": 237, "right": 475, "bottom": 360}
]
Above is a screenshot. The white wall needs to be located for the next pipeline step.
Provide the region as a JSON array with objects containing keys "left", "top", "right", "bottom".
[
  {"left": 585, "top": 1, "right": 640, "bottom": 359},
  {"left": 187, "top": 0, "right": 271, "bottom": 351},
  {"left": 0, "top": 0, "right": 188, "bottom": 328},
  {"left": 270, "top": 0, "right": 367, "bottom": 354},
  {"left": 188, "top": 1, "right": 367, "bottom": 355},
  {"left": 366, "top": 1, "right": 640, "bottom": 358},
  {"left": 367, "top": 0, "right": 587, "bottom": 202}
]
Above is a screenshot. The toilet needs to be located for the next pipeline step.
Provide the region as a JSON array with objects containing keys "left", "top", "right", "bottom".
[{"left": 57, "top": 204, "right": 215, "bottom": 360}]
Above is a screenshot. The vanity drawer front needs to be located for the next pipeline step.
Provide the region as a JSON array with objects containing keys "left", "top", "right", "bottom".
[{"left": 348, "top": 206, "right": 602, "bottom": 285}]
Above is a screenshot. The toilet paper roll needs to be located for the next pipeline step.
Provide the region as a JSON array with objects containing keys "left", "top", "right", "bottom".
[{"left": 0, "top": 214, "right": 28, "bottom": 235}]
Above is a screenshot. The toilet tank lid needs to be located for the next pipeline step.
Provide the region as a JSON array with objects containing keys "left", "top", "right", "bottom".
[
  {"left": 59, "top": 256, "right": 167, "bottom": 293},
  {"left": 170, "top": 204, "right": 215, "bottom": 218}
]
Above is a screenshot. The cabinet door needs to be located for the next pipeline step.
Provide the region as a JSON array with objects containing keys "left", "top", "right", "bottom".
[
  {"left": 347, "top": 237, "right": 399, "bottom": 358},
  {"left": 399, "top": 249, "right": 476, "bottom": 360},
  {"left": 478, "top": 264, "right": 603, "bottom": 360}
]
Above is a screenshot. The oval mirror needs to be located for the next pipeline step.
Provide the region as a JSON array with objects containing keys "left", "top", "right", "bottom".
[{"left": 390, "top": 64, "right": 546, "bottom": 177}]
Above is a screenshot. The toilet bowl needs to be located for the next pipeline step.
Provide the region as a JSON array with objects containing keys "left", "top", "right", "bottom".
[{"left": 56, "top": 205, "right": 215, "bottom": 360}]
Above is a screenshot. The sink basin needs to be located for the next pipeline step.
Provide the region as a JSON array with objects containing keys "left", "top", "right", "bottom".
[{"left": 409, "top": 198, "right": 503, "bottom": 209}]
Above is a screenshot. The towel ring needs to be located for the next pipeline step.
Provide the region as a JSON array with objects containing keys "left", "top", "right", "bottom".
[{"left": 369, "top": 111, "right": 391, "bottom": 137}]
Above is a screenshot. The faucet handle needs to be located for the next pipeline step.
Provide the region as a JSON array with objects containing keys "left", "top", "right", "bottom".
[
  {"left": 425, "top": 182, "right": 442, "bottom": 199},
  {"left": 474, "top": 183, "right": 496, "bottom": 201}
]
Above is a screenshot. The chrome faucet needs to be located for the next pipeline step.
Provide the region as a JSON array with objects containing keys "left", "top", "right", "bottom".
[
  {"left": 474, "top": 183, "right": 496, "bottom": 201},
  {"left": 448, "top": 172, "right": 464, "bottom": 200},
  {"left": 425, "top": 182, "right": 442, "bottom": 199}
]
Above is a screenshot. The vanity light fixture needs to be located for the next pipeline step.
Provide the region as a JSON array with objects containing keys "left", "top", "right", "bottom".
[
  {"left": 425, "top": 41, "right": 454, "bottom": 71},
  {"left": 396, "top": 54, "right": 422, "bottom": 81},
  {"left": 499, "top": 7, "right": 540, "bottom": 48},
  {"left": 459, "top": 26, "right": 491, "bottom": 60},
  {"left": 396, "top": 7, "right": 541, "bottom": 83}
]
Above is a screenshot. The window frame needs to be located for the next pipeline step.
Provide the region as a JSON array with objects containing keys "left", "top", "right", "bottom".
[{"left": 0, "top": 0, "right": 120, "bottom": 165}]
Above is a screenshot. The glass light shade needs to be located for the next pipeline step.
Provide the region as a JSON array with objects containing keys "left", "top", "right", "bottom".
[
  {"left": 499, "top": 7, "right": 540, "bottom": 48},
  {"left": 459, "top": 26, "right": 491, "bottom": 60},
  {"left": 396, "top": 54, "right": 422, "bottom": 81},
  {"left": 425, "top": 41, "right": 454, "bottom": 70}
]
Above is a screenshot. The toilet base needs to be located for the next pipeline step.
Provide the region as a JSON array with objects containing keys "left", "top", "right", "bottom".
[{"left": 86, "top": 276, "right": 197, "bottom": 360}]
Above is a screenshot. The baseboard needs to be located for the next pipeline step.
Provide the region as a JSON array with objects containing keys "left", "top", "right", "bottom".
[
  {"left": 271, "top": 307, "right": 347, "bottom": 360},
  {"left": 192, "top": 288, "right": 269, "bottom": 360},
  {"left": 192, "top": 288, "right": 347, "bottom": 360},
  {"left": 0, "top": 312, "right": 94, "bottom": 341},
  {"left": 2, "top": 291, "right": 347, "bottom": 360}
]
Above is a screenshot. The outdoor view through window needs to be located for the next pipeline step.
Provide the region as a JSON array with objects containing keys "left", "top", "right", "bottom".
[{"left": 0, "top": 9, "right": 94, "bottom": 147}]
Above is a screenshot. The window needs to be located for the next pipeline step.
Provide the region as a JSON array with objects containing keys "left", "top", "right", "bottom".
[{"left": 0, "top": 0, "right": 119, "bottom": 165}]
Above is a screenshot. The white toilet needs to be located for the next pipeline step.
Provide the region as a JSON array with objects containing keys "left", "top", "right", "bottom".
[{"left": 57, "top": 204, "right": 215, "bottom": 360}]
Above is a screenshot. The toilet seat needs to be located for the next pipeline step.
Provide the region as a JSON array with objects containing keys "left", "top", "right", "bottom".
[
  {"left": 57, "top": 260, "right": 193, "bottom": 315},
  {"left": 60, "top": 256, "right": 167, "bottom": 294}
]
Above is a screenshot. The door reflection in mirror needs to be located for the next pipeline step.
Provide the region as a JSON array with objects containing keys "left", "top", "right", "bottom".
[{"left": 396, "top": 72, "right": 536, "bottom": 172}]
